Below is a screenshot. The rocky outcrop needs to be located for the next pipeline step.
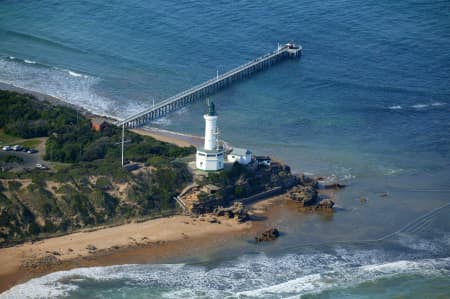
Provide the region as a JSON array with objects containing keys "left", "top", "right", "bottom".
[
  {"left": 186, "top": 161, "right": 300, "bottom": 215},
  {"left": 285, "top": 177, "right": 335, "bottom": 212},
  {"left": 317, "top": 199, "right": 335, "bottom": 210},
  {"left": 214, "top": 202, "right": 250, "bottom": 223},
  {"left": 287, "top": 185, "right": 318, "bottom": 206},
  {"left": 255, "top": 228, "right": 280, "bottom": 242}
]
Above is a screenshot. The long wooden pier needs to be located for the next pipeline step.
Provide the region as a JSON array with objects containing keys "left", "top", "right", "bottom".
[{"left": 119, "top": 42, "right": 302, "bottom": 128}]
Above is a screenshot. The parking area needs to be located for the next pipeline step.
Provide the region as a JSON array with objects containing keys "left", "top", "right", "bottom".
[
  {"left": 0, "top": 149, "right": 45, "bottom": 172},
  {"left": 0, "top": 138, "right": 49, "bottom": 172}
]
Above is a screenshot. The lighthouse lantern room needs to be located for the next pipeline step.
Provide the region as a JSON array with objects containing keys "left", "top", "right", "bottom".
[{"left": 196, "top": 100, "right": 224, "bottom": 171}]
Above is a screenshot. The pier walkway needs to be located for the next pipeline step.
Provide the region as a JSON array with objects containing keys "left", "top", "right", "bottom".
[{"left": 119, "top": 42, "right": 301, "bottom": 128}]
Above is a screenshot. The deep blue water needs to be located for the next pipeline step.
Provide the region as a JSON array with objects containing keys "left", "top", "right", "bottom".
[{"left": 1, "top": 0, "right": 449, "bottom": 298}]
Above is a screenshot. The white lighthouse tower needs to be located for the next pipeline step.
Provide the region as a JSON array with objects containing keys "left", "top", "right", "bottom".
[{"left": 196, "top": 100, "right": 224, "bottom": 171}]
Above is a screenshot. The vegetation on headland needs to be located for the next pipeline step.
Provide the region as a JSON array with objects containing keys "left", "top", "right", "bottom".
[{"left": 0, "top": 90, "right": 195, "bottom": 246}]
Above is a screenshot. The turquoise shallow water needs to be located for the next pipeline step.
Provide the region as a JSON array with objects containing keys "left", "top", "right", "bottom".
[{"left": 1, "top": 0, "right": 449, "bottom": 297}]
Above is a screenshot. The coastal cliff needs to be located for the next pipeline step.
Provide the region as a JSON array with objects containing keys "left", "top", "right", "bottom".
[{"left": 0, "top": 90, "right": 195, "bottom": 246}]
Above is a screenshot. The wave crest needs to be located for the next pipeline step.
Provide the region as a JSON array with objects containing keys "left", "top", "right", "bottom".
[{"left": 3, "top": 248, "right": 448, "bottom": 299}]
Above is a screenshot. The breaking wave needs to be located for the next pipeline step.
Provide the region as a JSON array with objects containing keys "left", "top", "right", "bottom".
[
  {"left": 0, "top": 57, "right": 148, "bottom": 120},
  {"left": 388, "top": 102, "right": 447, "bottom": 110},
  {"left": 67, "top": 70, "right": 84, "bottom": 78},
  {"left": 3, "top": 245, "right": 448, "bottom": 299},
  {"left": 23, "top": 59, "right": 37, "bottom": 64}
]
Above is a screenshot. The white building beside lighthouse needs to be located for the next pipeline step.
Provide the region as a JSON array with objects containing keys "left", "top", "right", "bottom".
[{"left": 196, "top": 101, "right": 224, "bottom": 171}]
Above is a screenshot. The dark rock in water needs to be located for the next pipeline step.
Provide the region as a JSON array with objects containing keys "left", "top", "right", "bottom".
[
  {"left": 297, "top": 174, "right": 318, "bottom": 187},
  {"left": 255, "top": 228, "right": 280, "bottom": 242},
  {"left": 317, "top": 199, "right": 335, "bottom": 210},
  {"left": 323, "top": 183, "right": 346, "bottom": 189},
  {"left": 287, "top": 185, "right": 318, "bottom": 206}
]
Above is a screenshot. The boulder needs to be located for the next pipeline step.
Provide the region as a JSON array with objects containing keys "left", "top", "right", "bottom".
[
  {"left": 207, "top": 217, "right": 219, "bottom": 223},
  {"left": 255, "top": 228, "right": 280, "bottom": 242},
  {"left": 317, "top": 199, "right": 335, "bottom": 210},
  {"left": 322, "top": 183, "right": 346, "bottom": 190},
  {"left": 86, "top": 244, "right": 97, "bottom": 252},
  {"left": 297, "top": 174, "right": 318, "bottom": 187},
  {"left": 287, "top": 185, "right": 317, "bottom": 206},
  {"left": 231, "top": 202, "right": 249, "bottom": 222},
  {"left": 213, "top": 202, "right": 250, "bottom": 223}
]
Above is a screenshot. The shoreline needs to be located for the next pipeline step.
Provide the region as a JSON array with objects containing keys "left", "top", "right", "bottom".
[
  {"left": 0, "top": 82, "right": 91, "bottom": 116},
  {"left": 131, "top": 128, "right": 203, "bottom": 148},
  {"left": 0, "top": 197, "right": 281, "bottom": 293},
  {"left": 0, "top": 81, "right": 206, "bottom": 149}
]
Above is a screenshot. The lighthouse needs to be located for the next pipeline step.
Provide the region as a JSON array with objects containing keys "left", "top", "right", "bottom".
[{"left": 196, "top": 100, "right": 224, "bottom": 171}]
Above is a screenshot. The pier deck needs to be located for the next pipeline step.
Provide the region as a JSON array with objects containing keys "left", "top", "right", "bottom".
[{"left": 119, "top": 42, "right": 301, "bottom": 128}]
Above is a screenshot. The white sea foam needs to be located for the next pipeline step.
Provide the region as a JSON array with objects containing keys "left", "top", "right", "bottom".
[
  {"left": 238, "top": 257, "right": 449, "bottom": 298},
  {"left": 67, "top": 70, "right": 83, "bottom": 77},
  {"left": 412, "top": 103, "right": 428, "bottom": 109},
  {"left": 2, "top": 249, "right": 448, "bottom": 299},
  {"left": 389, "top": 102, "right": 447, "bottom": 111},
  {"left": 380, "top": 166, "right": 404, "bottom": 176},
  {"left": 327, "top": 166, "right": 356, "bottom": 182},
  {"left": 0, "top": 57, "right": 136, "bottom": 119}
]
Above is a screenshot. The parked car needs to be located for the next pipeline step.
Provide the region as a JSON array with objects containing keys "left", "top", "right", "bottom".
[
  {"left": 12, "top": 145, "right": 23, "bottom": 151},
  {"left": 2, "top": 145, "right": 12, "bottom": 151},
  {"left": 35, "top": 163, "right": 48, "bottom": 170},
  {"left": 27, "top": 149, "right": 37, "bottom": 154}
]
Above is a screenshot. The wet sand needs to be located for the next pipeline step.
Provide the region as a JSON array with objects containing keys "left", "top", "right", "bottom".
[
  {"left": 131, "top": 128, "right": 203, "bottom": 148},
  {"left": 0, "top": 211, "right": 264, "bottom": 293}
]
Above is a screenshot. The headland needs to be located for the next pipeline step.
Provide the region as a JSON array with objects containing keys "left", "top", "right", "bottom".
[{"left": 0, "top": 83, "right": 338, "bottom": 293}]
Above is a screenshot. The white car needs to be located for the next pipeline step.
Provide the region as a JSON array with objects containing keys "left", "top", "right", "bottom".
[
  {"left": 35, "top": 164, "right": 48, "bottom": 170},
  {"left": 2, "top": 145, "right": 12, "bottom": 151}
]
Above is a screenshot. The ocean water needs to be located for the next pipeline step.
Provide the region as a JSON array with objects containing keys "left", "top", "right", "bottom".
[{"left": 1, "top": 0, "right": 449, "bottom": 298}]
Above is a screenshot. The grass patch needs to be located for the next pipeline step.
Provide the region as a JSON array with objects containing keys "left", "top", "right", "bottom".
[
  {"left": 0, "top": 129, "right": 19, "bottom": 145},
  {"left": 0, "top": 129, "right": 42, "bottom": 149},
  {"left": 17, "top": 139, "right": 43, "bottom": 149}
]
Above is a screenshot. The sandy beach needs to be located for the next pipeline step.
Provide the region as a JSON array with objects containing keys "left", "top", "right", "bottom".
[
  {"left": 0, "top": 209, "right": 261, "bottom": 292},
  {"left": 131, "top": 128, "right": 203, "bottom": 148},
  {"left": 0, "top": 196, "right": 282, "bottom": 293}
]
